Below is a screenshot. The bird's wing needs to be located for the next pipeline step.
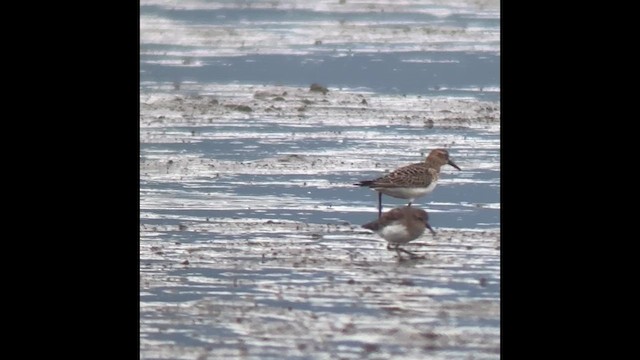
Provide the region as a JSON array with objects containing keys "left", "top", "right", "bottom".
[
  {"left": 362, "top": 207, "right": 405, "bottom": 230},
  {"left": 370, "top": 163, "right": 434, "bottom": 187}
]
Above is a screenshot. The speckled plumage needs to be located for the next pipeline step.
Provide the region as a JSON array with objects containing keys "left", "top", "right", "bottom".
[{"left": 358, "top": 164, "right": 440, "bottom": 189}]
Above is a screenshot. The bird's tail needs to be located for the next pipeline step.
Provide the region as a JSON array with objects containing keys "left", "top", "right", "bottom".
[
  {"left": 361, "top": 221, "right": 379, "bottom": 231},
  {"left": 354, "top": 180, "right": 375, "bottom": 187}
]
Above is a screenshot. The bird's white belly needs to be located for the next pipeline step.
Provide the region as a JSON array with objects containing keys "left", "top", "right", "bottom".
[
  {"left": 380, "top": 224, "right": 411, "bottom": 243},
  {"left": 376, "top": 182, "right": 437, "bottom": 200}
]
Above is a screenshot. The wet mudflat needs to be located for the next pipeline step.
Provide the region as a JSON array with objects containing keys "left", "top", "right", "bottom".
[
  {"left": 141, "top": 223, "right": 499, "bottom": 359},
  {"left": 140, "top": 1, "right": 500, "bottom": 359}
]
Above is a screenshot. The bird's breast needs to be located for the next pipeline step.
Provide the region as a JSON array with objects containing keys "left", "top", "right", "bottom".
[
  {"left": 380, "top": 223, "right": 412, "bottom": 243},
  {"left": 374, "top": 182, "right": 437, "bottom": 199}
]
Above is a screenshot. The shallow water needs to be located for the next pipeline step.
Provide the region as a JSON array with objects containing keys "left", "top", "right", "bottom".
[{"left": 140, "top": 1, "right": 500, "bottom": 359}]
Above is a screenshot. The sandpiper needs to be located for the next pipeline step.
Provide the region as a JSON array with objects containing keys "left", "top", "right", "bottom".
[
  {"left": 361, "top": 206, "right": 436, "bottom": 259},
  {"left": 354, "top": 148, "right": 461, "bottom": 218}
]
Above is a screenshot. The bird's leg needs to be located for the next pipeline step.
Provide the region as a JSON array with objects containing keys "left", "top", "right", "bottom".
[
  {"left": 378, "top": 192, "right": 382, "bottom": 219},
  {"left": 395, "top": 245, "right": 425, "bottom": 260},
  {"left": 393, "top": 244, "right": 420, "bottom": 257},
  {"left": 397, "top": 247, "right": 420, "bottom": 257},
  {"left": 394, "top": 244, "right": 404, "bottom": 259}
]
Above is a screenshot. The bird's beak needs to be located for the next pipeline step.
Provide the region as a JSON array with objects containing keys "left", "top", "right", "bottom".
[
  {"left": 425, "top": 221, "right": 436, "bottom": 236},
  {"left": 448, "top": 159, "right": 461, "bottom": 171}
]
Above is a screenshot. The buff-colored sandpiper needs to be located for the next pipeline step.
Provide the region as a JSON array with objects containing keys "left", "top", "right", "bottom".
[{"left": 355, "top": 148, "right": 460, "bottom": 218}]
